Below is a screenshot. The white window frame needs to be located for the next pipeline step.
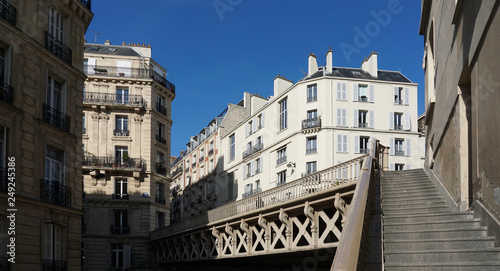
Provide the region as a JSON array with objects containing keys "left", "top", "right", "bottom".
[
  {"left": 116, "top": 88, "right": 129, "bottom": 104},
  {"left": 114, "top": 178, "right": 127, "bottom": 198},
  {"left": 45, "top": 146, "right": 64, "bottom": 184},
  {"left": 279, "top": 98, "right": 288, "bottom": 131},
  {"left": 229, "top": 134, "right": 235, "bottom": 161},
  {"left": 307, "top": 84, "right": 317, "bottom": 102},
  {"left": 48, "top": 6, "right": 64, "bottom": 41},
  {"left": 47, "top": 76, "right": 66, "bottom": 113}
]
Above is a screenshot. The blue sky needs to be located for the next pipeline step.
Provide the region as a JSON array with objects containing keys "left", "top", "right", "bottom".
[{"left": 85, "top": 0, "right": 424, "bottom": 157}]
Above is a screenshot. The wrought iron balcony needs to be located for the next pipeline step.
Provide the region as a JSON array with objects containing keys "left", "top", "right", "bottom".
[
  {"left": 307, "top": 96, "right": 318, "bottom": 103},
  {"left": 0, "top": 0, "right": 16, "bottom": 26},
  {"left": 0, "top": 82, "right": 14, "bottom": 105},
  {"left": 112, "top": 193, "right": 129, "bottom": 200},
  {"left": 43, "top": 104, "right": 70, "bottom": 132},
  {"left": 359, "top": 96, "right": 368, "bottom": 102},
  {"left": 395, "top": 98, "right": 403, "bottom": 105},
  {"left": 113, "top": 129, "right": 129, "bottom": 136},
  {"left": 156, "top": 102, "right": 167, "bottom": 116},
  {"left": 395, "top": 150, "right": 405, "bottom": 156},
  {"left": 155, "top": 195, "right": 166, "bottom": 205},
  {"left": 82, "top": 155, "right": 146, "bottom": 171},
  {"left": 0, "top": 167, "right": 6, "bottom": 193},
  {"left": 306, "top": 148, "right": 317, "bottom": 154},
  {"left": 78, "top": 0, "right": 91, "bottom": 11},
  {"left": 242, "top": 143, "right": 264, "bottom": 159},
  {"left": 358, "top": 122, "right": 368, "bottom": 128},
  {"left": 156, "top": 134, "right": 166, "bottom": 145},
  {"left": 110, "top": 225, "right": 130, "bottom": 235},
  {"left": 45, "top": 32, "right": 71, "bottom": 64},
  {"left": 83, "top": 92, "right": 144, "bottom": 107},
  {"left": 40, "top": 179, "right": 71, "bottom": 207},
  {"left": 42, "top": 260, "right": 66, "bottom": 271},
  {"left": 156, "top": 163, "right": 166, "bottom": 175},
  {"left": 394, "top": 125, "right": 403, "bottom": 130},
  {"left": 276, "top": 156, "right": 287, "bottom": 166},
  {"left": 302, "top": 117, "right": 321, "bottom": 130},
  {"left": 171, "top": 167, "right": 182, "bottom": 176},
  {"left": 153, "top": 71, "right": 176, "bottom": 94},
  {"left": 360, "top": 148, "right": 370, "bottom": 154}
]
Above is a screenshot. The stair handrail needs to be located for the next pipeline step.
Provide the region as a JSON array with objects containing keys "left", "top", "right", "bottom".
[{"left": 331, "top": 141, "right": 387, "bottom": 271}]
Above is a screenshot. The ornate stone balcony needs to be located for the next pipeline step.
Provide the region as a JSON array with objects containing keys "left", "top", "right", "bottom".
[
  {"left": 82, "top": 155, "right": 145, "bottom": 171},
  {"left": 83, "top": 92, "right": 144, "bottom": 107},
  {"left": 302, "top": 117, "right": 321, "bottom": 132}
]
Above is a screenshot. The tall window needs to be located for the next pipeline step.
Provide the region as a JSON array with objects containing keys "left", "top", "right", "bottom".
[
  {"left": 45, "top": 147, "right": 64, "bottom": 183},
  {"left": 307, "top": 84, "right": 317, "bottom": 102},
  {"left": 257, "top": 113, "right": 264, "bottom": 129},
  {"left": 47, "top": 76, "right": 63, "bottom": 111},
  {"left": 306, "top": 161, "right": 317, "bottom": 175},
  {"left": 156, "top": 212, "right": 165, "bottom": 229},
  {"left": 112, "top": 210, "right": 128, "bottom": 234},
  {"left": 48, "top": 7, "right": 64, "bottom": 41},
  {"left": 116, "top": 88, "right": 129, "bottom": 104},
  {"left": 229, "top": 134, "right": 235, "bottom": 161},
  {"left": 157, "top": 122, "right": 165, "bottom": 140},
  {"left": 115, "top": 146, "right": 128, "bottom": 164},
  {"left": 360, "top": 136, "right": 370, "bottom": 154},
  {"left": 337, "top": 108, "right": 347, "bottom": 126},
  {"left": 358, "top": 110, "right": 368, "bottom": 127},
  {"left": 358, "top": 84, "right": 368, "bottom": 102},
  {"left": 277, "top": 170, "right": 286, "bottom": 185},
  {"left": 110, "top": 244, "right": 129, "bottom": 268},
  {"left": 156, "top": 182, "right": 165, "bottom": 204},
  {"left": 277, "top": 147, "right": 287, "bottom": 165},
  {"left": 0, "top": 45, "right": 11, "bottom": 86},
  {"left": 43, "top": 224, "right": 62, "bottom": 263},
  {"left": 255, "top": 158, "right": 262, "bottom": 174},
  {"left": 307, "top": 110, "right": 317, "bottom": 119},
  {"left": 306, "top": 137, "right": 317, "bottom": 154},
  {"left": 394, "top": 87, "right": 403, "bottom": 104},
  {"left": 395, "top": 139, "right": 404, "bottom": 156},
  {"left": 279, "top": 98, "right": 288, "bottom": 131},
  {"left": 395, "top": 163, "right": 405, "bottom": 171},
  {"left": 337, "top": 135, "right": 348, "bottom": 153},
  {"left": 336, "top": 82, "right": 347, "bottom": 100},
  {"left": 114, "top": 179, "right": 127, "bottom": 199},
  {"left": 115, "top": 116, "right": 128, "bottom": 136},
  {"left": 394, "top": 113, "right": 403, "bottom": 130}
]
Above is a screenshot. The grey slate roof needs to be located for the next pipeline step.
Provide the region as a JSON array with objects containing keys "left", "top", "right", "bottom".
[
  {"left": 303, "top": 67, "right": 413, "bottom": 83},
  {"left": 84, "top": 43, "right": 142, "bottom": 57}
]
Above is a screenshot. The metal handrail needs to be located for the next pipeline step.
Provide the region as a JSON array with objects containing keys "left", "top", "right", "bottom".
[{"left": 0, "top": 0, "right": 16, "bottom": 26}]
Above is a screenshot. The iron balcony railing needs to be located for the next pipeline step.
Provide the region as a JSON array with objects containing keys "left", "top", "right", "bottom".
[
  {"left": 0, "top": 0, "right": 16, "bottom": 26},
  {"left": 112, "top": 193, "right": 129, "bottom": 200},
  {"left": 360, "top": 148, "right": 370, "bottom": 154},
  {"left": 394, "top": 125, "right": 403, "bottom": 130},
  {"left": 156, "top": 195, "right": 166, "bottom": 205},
  {"left": 156, "top": 163, "right": 166, "bottom": 175},
  {"left": 242, "top": 187, "right": 262, "bottom": 198},
  {"left": 43, "top": 104, "right": 70, "bottom": 132},
  {"left": 359, "top": 122, "right": 368, "bottom": 128},
  {"left": 45, "top": 32, "right": 71, "bottom": 64},
  {"left": 242, "top": 143, "right": 264, "bottom": 159},
  {"left": 395, "top": 98, "right": 403, "bottom": 105},
  {"left": 0, "top": 167, "right": 6, "bottom": 193},
  {"left": 40, "top": 179, "right": 71, "bottom": 208},
  {"left": 156, "top": 134, "right": 166, "bottom": 145},
  {"left": 84, "top": 65, "right": 175, "bottom": 94},
  {"left": 302, "top": 117, "right": 321, "bottom": 130},
  {"left": 78, "top": 0, "right": 91, "bottom": 11},
  {"left": 276, "top": 156, "right": 287, "bottom": 166},
  {"left": 395, "top": 150, "right": 405, "bottom": 156},
  {"left": 83, "top": 92, "right": 144, "bottom": 107},
  {"left": 359, "top": 96, "right": 368, "bottom": 102},
  {"left": 113, "top": 129, "right": 129, "bottom": 136},
  {"left": 171, "top": 167, "right": 182, "bottom": 176},
  {"left": 110, "top": 225, "right": 130, "bottom": 235},
  {"left": 42, "top": 260, "right": 66, "bottom": 271},
  {"left": 306, "top": 148, "right": 317, "bottom": 154},
  {"left": 0, "top": 82, "right": 14, "bottom": 105},
  {"left": 307, "top": 96, "right": 318, "bottom": 103},
  {"left": 156, "top": 102, "right": 167, "bottom": 116},
  {"left": 82, "top": 155, "right": 146, "bottom": 171}
]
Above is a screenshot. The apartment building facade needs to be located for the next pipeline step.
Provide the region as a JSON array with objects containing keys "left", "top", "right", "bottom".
[
  {"left": 81, "top": 41, "right": 175, "bottom": 270},
  {"left": 421, "top": 0, "right": 500, "bottom": 221},
  {"left": 0, "top": 0, "right": 92, "bottom": 269},
  {"left": 218, "top": 50, "right": 421, "bottom": 202}
]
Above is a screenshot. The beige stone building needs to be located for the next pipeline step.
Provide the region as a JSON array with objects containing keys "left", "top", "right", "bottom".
[
  {"left": 0, "top": 0, "right": 92, "bottom": 270},
  {"left": 421, "top": 0, "right": 500, "bottom": 223},
  {"left": 81, "top": 41, "right": 175, "bottom": 270}
]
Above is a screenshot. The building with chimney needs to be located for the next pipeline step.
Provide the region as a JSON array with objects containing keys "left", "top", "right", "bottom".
[
  {"left": 217, "top": 49, "right": 421, "bottom": 202},
  {"left": 81, "top": 41, "right": 175, "bottom": 270},
  {"left": 420, "top": 0, "right": 500, "bottom": 224},
  {"left": 0, "top": 0, "right": 92, "bottom": 269}
]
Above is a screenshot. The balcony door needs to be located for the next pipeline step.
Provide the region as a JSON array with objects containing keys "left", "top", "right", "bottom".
[
  {"left": 48, "top": 6, "right": 64, "bottom": 41},
  {"left": 45, "top": 147, "right": 64, "bottom": 185},
  {"left": 47, "top": 76, "right": 64, "bottom": 112},
  {"left": 116, "top": 88, "right": 129, "bottom": 104},
  {"left": 115, "top": 147, "right": 128, "bottom": 165}
]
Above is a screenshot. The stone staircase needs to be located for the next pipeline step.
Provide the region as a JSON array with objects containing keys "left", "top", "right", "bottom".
[{"left": 381, "top": 169, "right": 500, "bottom": 270}]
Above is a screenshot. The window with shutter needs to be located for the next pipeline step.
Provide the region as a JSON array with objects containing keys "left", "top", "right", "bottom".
[
  {"left": 369, "top": 85, "right": 375, "bottom": 102},
  {"left": 353, "top": 83, "right": 358, "bottom": 102},
  {"left": 354, "top": 135, "right": 359, "bottom": 153}
]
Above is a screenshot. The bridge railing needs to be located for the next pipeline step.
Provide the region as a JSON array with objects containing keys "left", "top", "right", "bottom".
[{"left": 331, "top": 141, "right": 388, "bottom": 271}]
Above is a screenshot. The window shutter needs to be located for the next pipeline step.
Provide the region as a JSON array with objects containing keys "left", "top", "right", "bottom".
[
  {"left": 354, "top": 135, "right": 359, "bottom": 153},
  {"left": 369, "top": 85, "right": 375, "bottom": 102},
  {"left": 342, "top": 109, "right": 347, "bottom": 126},
  {"left": 353, "top": 109, "right": 359, "bottom": 127},
  {"left": 389, "top": 112, "right": 394, "bottom": 130},
  {"left": 342, "top": 83, "right": 347, "bottom": 100},
  {"left": 245, "top": 122, "right": 248, "bottom": 137},
  {"left": 243, "top": 166, "right": 247, "bottom": 179},
  {"left": 404, "top": 87, "right": 410, "bottom": 105},
  {"left": 390, "top": 163, "right": 395, "bottom": 171},
  {"left": 353, "top": 83, "right": 358, "bottom": 102},
  {"left": 124, "top": 244, "right": 131, "bottom": 268},
  {"left": 259, "top": 157, "right": 263, "bottom": 174},
  {"left": 250, "top": 161, "right": 255, "bottom": 176},
  {"left": 252, "top": 117, "right": 257, "bottom": 132},
  {"left": 394, "top": 87, "right": 399, "bottom": 104},
  {"left": 43, "top": 224, "right": 52, "bottom": 260},
  {"left": 406, "top": 164, "right": 411, "bottom": 170},
  {"left": 261, "top": 111, "right": 265, "bottom": 127},
  {"left": 54, "top": 225, "right": 61, "bottom": 260},
  {"left": 406, "top": 138, "right": 411, "bottom": 156},
  {"left": 337, "top": 83, "right": 342, "bottom": 100},
  {"left": 389, "top": 138, "right": 395, "bottom": 156},
  {"left": 337, "top": 109, "right": 342, "bottom": 126},
  {"left": 337, "top": 134, "right": 342, "bottom": 152},
  {"left": 343, "top": 135, "right": 348, "bottom": 152},
  {"left": 369, "top": 111, "right": 375, "bottom": 128},
  {"left": 404, "top": 112, "right": 411, "bottom": 131}
]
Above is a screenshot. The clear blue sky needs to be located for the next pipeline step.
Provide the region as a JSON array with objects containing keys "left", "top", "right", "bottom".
[{"left": 85, "top": 0, "right": 424, "bottom": 157}]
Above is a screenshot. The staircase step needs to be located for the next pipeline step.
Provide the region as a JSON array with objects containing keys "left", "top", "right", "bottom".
[
  {"left": 382, "top": 199, "right": 446, "bottom": 208},
  {"left": 382, "top": 178, "right": 429, "bottom": 184},
  {"left": 384, "top": 227, "right": 488, "bottom": 240},
  {"left": 384, "top": 248, "right": 500, "bottom": 262},
  {"left": 384, "top": 219, "right": 482, "bottom": 231},
  {"left": 382, "top": 183, "right": 436, "bottom": 191},
  {"left": 384, "top": 236, "right": 496, "bottom": 250},
  {"left": 382, "top": 193, "right": 442, "bottom": 201},
  {"left": 385, "top": 261, "right": 500, "bottom": 271},
  {"left": 383, "top": 212, "right": 475, "bottom": 223}
]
